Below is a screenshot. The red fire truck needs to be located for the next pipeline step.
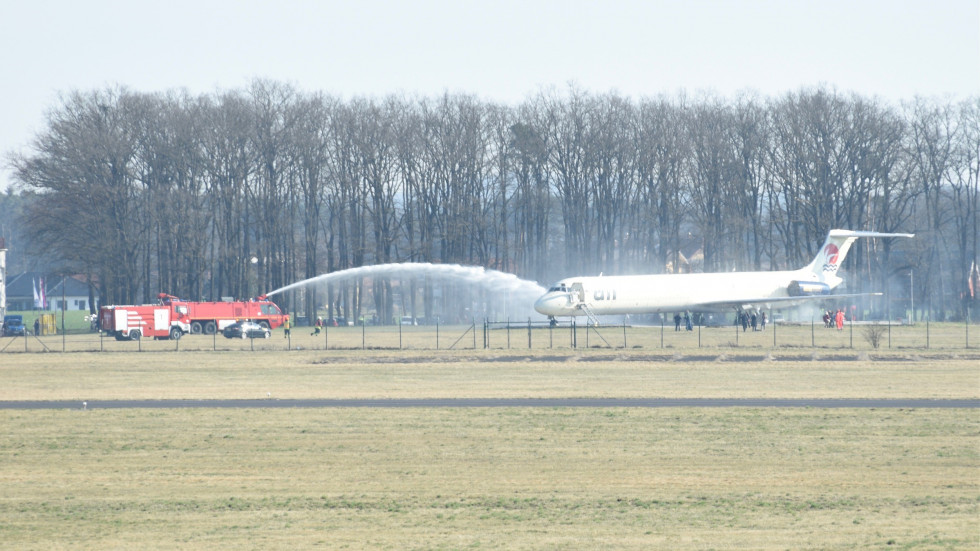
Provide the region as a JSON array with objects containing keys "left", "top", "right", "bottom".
[{"left": 100, "top": 293, "right": 288, "bottom": 340}]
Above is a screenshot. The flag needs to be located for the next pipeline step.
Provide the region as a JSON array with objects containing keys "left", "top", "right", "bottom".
[
  {"left": 40, "top": 277, "right": 46, "bottom": 309},
  {"left": 33, "top": 278, "right": 39, "bottom": 308},
  {"left": 969, "top": 261, "right": 979, "bottom": 299}
]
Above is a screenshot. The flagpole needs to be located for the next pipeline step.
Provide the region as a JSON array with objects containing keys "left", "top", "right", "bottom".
[{"left": 62, "top": 276, "right": 66, "bottom": 352}]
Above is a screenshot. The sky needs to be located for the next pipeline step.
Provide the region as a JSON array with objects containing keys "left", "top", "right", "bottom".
[{"left": 2, "top": 0, "right": 978, "bottom": 191}]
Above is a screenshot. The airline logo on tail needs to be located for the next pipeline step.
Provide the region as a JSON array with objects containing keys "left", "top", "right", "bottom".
[{"left": 823, "top": 243, "right": 840, "bottom": 272}]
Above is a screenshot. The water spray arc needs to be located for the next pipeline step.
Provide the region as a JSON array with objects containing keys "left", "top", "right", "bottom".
[{"left": 264, "top": 262, "right": 547, "bottom": 321}]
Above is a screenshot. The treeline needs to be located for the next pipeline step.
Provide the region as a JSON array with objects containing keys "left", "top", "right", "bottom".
[{"left": 8, "top": 81, "right": 979, "bottom": 322}]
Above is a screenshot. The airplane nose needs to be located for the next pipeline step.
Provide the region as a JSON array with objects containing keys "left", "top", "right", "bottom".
[{"left": 534, "top": 293, "right": 566, "bottom": 316}]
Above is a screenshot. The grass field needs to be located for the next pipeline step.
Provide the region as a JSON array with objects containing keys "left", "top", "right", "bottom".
[{"left": 0, "top": 347, "right": 977, "bottom": 549}]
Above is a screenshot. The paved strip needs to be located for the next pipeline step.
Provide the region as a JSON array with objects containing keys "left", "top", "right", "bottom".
[{"left": 0, "top": 398, "right": 977, "bottom": 410}]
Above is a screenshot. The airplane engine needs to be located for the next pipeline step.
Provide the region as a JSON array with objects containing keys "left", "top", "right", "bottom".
[{"left": 787, "top": 281, "right": 831, "bottom": 297}]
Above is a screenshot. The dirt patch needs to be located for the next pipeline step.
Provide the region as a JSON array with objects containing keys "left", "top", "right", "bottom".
[
  {"left": 771, "top": 354, "right": 815, "bottom": 362},
  {"left": 814, "top": 354, "right": 862, "bottom": 362},
  {"left": 719, "top": 355, "right": 768, "bottom": 363},
  {"left": 312, "top": 351, "right": 980, "bottom": 365}
]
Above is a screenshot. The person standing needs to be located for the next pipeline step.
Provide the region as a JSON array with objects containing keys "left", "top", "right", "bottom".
[
  {"left": 835, "top": 309, "right": 845, "bottom": 331},
  {"left": 283, "top": 316, "right": 291, "bottom": 338},
  {"left": 34, "top": 318, "right": 40, "bottom": 336}
]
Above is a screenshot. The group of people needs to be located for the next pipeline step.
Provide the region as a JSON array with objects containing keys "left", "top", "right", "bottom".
[
  {"left": 823, "top": 309, "right": 847, "bottom": 330},
  {"left": 673, "top": 312, "right": 694, "bottom": 331},
  {"left": 735, "top": 311, "right": 767, "bottom": 332}
]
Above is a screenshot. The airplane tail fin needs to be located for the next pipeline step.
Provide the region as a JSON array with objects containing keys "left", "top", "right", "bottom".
[{"left": 803, "top": 229, "right": 915, "bottom": 286}]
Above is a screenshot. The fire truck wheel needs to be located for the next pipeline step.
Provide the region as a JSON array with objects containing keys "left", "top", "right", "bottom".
[
  {"left": 204, "top": 321, "right": 217, "bottom": 335},
  {"left": 170, "top": 328, "right": 182, "bottom": 340},
  {"left": 190, "top": 322, "right": 202, "bottom": 334},
  {"left": 129, "top": 330, "right": 141, "bottom": 341}
]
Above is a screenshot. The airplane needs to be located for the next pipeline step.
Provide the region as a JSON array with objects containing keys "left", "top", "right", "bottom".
[{"left": 534, "top": 229, "right": 914, "bottom": 322}]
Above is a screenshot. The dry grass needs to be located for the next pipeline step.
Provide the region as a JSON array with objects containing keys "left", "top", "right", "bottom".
[
  {"left": 0, "top": 347, "right": 976, "bottom": 549},
  {"left": 0, "top": 407, "right": 976, "bottom": 549},
  {"left": 0, "top": 349, "right": 977, "bottom": 401}
]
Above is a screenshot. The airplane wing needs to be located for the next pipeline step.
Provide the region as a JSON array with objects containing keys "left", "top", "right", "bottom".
[{"left": 688, "top": 293, "right": 883, "bottom": 312}]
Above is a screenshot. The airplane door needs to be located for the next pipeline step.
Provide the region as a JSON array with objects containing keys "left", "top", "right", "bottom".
[{"left": 570, "top": 282, "right": 585, "bottom": 303}]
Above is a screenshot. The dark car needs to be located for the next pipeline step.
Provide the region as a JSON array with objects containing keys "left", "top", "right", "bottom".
[
  {"left": 2, "top": 315, "right": 26, "bottom": 337},
  {"left": 222, "top": 320, "right": 271, "bottom": 339}
]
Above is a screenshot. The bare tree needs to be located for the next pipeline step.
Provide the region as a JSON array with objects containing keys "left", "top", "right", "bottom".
[
  {"left": 13, "top": 87, "right": 148, "bottom": 305},
  {"left": 634, "top": 97, "right": 689, "bottom": 274}
]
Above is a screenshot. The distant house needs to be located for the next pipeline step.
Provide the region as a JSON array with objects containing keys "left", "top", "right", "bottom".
[{"left": 4, "top": 273, "right": 98, "bottom": 312}]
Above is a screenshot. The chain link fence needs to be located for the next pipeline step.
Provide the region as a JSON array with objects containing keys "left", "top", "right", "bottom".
[{"left": 1, "top": 318, "right": 977, "bottom": 354}]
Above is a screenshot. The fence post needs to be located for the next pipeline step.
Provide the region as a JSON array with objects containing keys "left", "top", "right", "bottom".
[
  {"left": 324, "top": 324, "right": 328, "bottom": 349},
  {"left": 527, "top": 319, "right": 532, "bottom": 349},
  {"left": 623, "top": 320, "right": 627, "bottom": 349},
  {"left": 660, "top": 317, "right": 664, "bottom": 348},
  {"left": 772, "top": 314, "right": 776, "bottom": 347},
  {"left": 362, "top": 323, "right": 366, "bottom": 349},
  {"left": 436, "top": 321, "right": 440, "bottom": 350},
  {"left": 770, "top": 309, "right": 775, "bottom": 347}
]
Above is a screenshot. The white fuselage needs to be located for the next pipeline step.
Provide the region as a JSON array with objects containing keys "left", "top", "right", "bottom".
[{"left": 534, "top": 268, "right": 822, "bottom": 316}]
